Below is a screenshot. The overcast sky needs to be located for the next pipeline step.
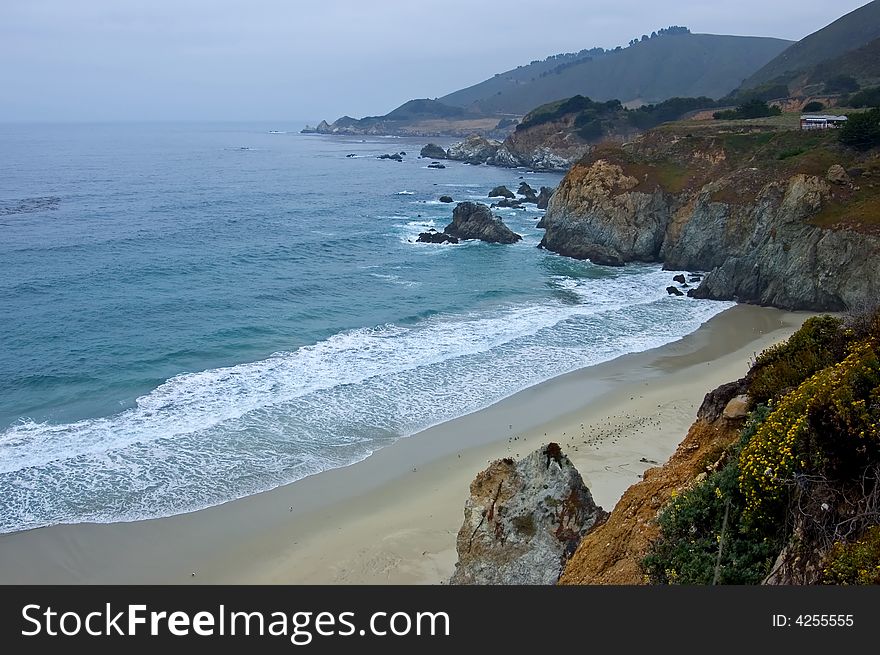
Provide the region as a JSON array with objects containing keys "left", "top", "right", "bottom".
[{"left": 0, "top": 0, "right": 871, "bottom": 122}]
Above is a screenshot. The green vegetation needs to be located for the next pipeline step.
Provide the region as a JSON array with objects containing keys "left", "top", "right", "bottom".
[
  {"left": 824, "top": 74, "right": 861, "bottom": 94},
  {"left": 626, "top": 97, "right": 717, "bottom": 129},
  {"left": 440, "top": 33, "right": 790, "bottom": 116},
  {"left": 839, "top": 107, "right": 880, "bottom": 150},
  {"left": 643, "top": 311, "right": 880, "bottom": 584},
  {"left": 713, "top": 100, "right": 781, "bottom": 121},
  {"left": 822, "top": 526, "right": 880, "bottom": 584},
  {"left": 742, "top": 1, "right": 880, "bottom": 90},
  {"left": 747, "top": 316, "right": 849, "bottom": 404},
  {"left": 516, "top": 95, "right": 622, "bottom": 133},
  {"left": 802, "top": 101, "right": 825, "bottom": 113},
  {"left": 846, "top": 86, "right": 880, "bottom": 108}
]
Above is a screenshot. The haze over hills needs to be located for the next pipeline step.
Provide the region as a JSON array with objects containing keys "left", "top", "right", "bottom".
[
  {"left": 439, "top": 31, "right": 791, "bottom": 115},
  {"left": 742, "top": 0, "right": 880, "bottom": 89}
]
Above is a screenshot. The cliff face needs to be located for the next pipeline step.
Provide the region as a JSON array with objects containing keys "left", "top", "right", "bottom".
[
  {"left": 558, "top": 381, "right": 747, "bottom": 584},
  {"left": 540, "top": 127, "right": 880, "bottom": 310}
]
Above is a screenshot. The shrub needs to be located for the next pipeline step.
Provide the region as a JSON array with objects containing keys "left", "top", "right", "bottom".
[
  {"left": 821, "top": 525, "right": 880, "bottom": 584},
  {"left": 714, "top": 100, "right": 781, "bottom": 121},
  {"left": 802, "top": 101, "right": 825, "bottom": 113},
  {"left": 643, "top": 407, "right": 782, "bottom": 585},
  {"left": 748, "top": 315, "right": 849, "bottom": 403},
  {"left": 739, "top": 342, "right": 880, "bottom": 525},
  {"left": 839, "top": 107, "right": 880, "bottom": 151}
]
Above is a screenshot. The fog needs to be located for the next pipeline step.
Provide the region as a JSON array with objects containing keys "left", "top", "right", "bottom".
[{"left": 0, "top": 0, "right": 871, "bottom": 122}]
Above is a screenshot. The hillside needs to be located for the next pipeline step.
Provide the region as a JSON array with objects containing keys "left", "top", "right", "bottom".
[
  {"left": 440, "top": 33, "right": 791, "bottom": 115},
  {"left": 742, "top": 0, "right": 880, "bottom": 89},
  {"left": 808, "top": 36, "right": 880, "bottom": 89}
]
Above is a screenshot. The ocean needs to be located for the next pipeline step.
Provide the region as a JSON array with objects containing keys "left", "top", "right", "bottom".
[{"left": 0, "top": 122, "right": 733, "bottom": 533}]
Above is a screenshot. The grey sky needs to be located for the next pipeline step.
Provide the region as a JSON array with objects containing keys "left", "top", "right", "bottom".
[{"left": 0, "top": 0, "right": 871, "bottom": 122}]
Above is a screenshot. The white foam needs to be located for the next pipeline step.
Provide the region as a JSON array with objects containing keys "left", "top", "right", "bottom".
[{"left": 0, "top": 266, "right": 733, "bottom": 532}]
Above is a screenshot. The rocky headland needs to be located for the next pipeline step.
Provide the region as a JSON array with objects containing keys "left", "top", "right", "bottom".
[{"left": 539, "top": 123, "right": 880, "bottom": 310}]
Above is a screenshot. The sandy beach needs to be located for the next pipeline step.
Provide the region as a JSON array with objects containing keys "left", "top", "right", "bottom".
[{"left": 0, "top": 303, "right": 811, "bottom": 585}]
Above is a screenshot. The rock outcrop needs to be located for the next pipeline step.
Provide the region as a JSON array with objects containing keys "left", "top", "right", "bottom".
[
  {"left": 417, "top": 230, "right": 458, "bottom": 244},
  {"left": 420, "top": 143, "right": 447, "bottom": 159},
  {"left": 446, "top": 135, "right": 501, "bottom": 165},
  {"left": 489, "top": 185, "right": 515, "bottom": 199},
  {"left": 450, "top": 443, "right": 605, "bottom": 585},
  {"left": 536, "top": 186, "right": 554, "bottom": 209},
  {"left": 540, "top": 131, "right": 880, "bottom": 311},
  {"left": 439, "top": 195, "right": 454, "bottom": 203},
  {"left": 444, "top": 202, "right": 522, "bottom": 244}
]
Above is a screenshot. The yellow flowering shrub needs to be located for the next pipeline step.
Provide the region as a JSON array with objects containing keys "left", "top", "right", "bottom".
[
  {"left": 740, "top": 342, "right": 880, "bottom": 524},
  {"left": 822, "top": 525, "right": 880, "bottom": 585}
]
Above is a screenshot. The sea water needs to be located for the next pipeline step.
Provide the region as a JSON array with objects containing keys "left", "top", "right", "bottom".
[{"left": 0, "top": 122, "right": 732, "bottom": 532}]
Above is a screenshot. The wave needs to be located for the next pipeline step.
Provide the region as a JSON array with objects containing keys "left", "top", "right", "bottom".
[{"left": 0, "top": 267, "right": 733, "bottom": 532}]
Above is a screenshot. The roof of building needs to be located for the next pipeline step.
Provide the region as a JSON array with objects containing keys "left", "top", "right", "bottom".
[{"left": 800, "top": 114, "right": 848, "bottom": 121}]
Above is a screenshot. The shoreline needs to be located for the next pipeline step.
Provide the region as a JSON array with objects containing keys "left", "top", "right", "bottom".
[{"left": 0, "top": 303, "right": 811, "bottom": 584}]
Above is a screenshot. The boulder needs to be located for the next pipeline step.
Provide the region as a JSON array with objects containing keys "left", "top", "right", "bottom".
[
  {"left": 672, "top": 274, "right": 687, "bottom": 284},
  {"left": 449, "top": 443, "right": 605, "bottom": 585},
  {"left": 488, "top": 185, "right": 515, "bottom": 199},
  {"left": 416, "top": 230, "right": 459, "bottom": 244},
  {"left": 420, "top": 143, "right": 448, "bottom": 159},
  {"left": 517, "top": 182, "right": 536, "bottom": 196},
  {"left": 537, "top": 238, "right": 624, "bottom": 266},
  {"left": 445, "top": 202, "right": 522, "bottom": 244},
  {"left": 491, "top": 198, "right": 524, "bottom": 209},
  {"left": 427, "top": 162, "right": 446, "bottom": 169},
  {"left": 826, "top": 164, "right": 850, "bottom": 186},
  {"left": 439, "top": 195, "right": 454, "bottom": 203},
  {"left": 536, "top": 186, "right": 554, "bottom": 210},
  {"left": 666, "top": 286, "right": 685, "bottom": 296},
  {"left": 377, "top": 153, "right": 403, "bottom": 162},
  {"left": 345, "top": 153, "right": 357, "bottom": 158},
  {"left": 722, "top": 394, "right": 751, "bottom": 420}
]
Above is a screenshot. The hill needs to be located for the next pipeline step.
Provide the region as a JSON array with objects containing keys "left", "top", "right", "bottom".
[
  {"left": 742, "top": 0, "right": 880, "bottom": 89},
  {"left": 439, "top": 32, "right": 791, "bottom": 114},
  {"left": 808, "top": 36, "right": 880, "bottom": 89}
]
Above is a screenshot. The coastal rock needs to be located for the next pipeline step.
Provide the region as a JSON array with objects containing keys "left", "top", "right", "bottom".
[
  {"left": 427, "top": 162, "right": 446, "bottom": 169},
  {"left": 444, "top": 202, "right": 522, "bottom": 244},
  {"left": 666, "top": 286, "right": 684, "bottom": 296},
  {"left": 420, "top": 143, "right": 448, "bottom": 159},
  {"left": 517, "top": 182, "right": 536, "bottom": 196},
  {"left": 488, "top": 185, "right": 515, "bottom": 199},
  {"left": 416, "top": 230, "right": 459, "bottom": 244},
  {"left": 722, "top": 394, "right": 751, "bottom": 421},
  {"left": 672, "top": 274, "right": 686, "bottom": 284},
  {"left": 439, "top": 195, "right": 454, "bottom": 203},
  {"left": 449, "top": 443, "right": 605, "bottom": 585},
  {"left": 825, "top": 164, "right": 850, "bottom": 186},
  {"left": 538, "top": 238, "right": 624, "bottom": 266},
  {"left": 491, "top": 198, "right": 524, "bottom": 209},
  {"left": 377, "top": 153, "right": 403, "bottom": 162},
  {"left": 446, "top": 135, "right": 501, "bottom": 165},
  {"left": 492, "top": 146, "right": 526, "bottom": 168},
  {"left": 346, "top": 153, "right": 357, "bottom": 158},
  {"left": 536, "top": 186, "right": 554, "bottom": 209},
  {"left": 541, "top": 140, "right": 880, "bottom": 309}
]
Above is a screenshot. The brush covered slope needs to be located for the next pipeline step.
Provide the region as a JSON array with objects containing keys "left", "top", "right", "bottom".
[
  {"left": 561, "top": 312, "right": 880, "bottom": 585},
  {"left": 539, "top": 118, "right": 880, "bottom": 310},
  {"left": 741, "top": 0, "right": 880, "bottom": 92},
  {"left": 441, "top": 32, "right": 791, "bottom": 115}
]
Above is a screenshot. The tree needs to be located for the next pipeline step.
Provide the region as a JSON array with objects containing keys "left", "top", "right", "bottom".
[{"left": 839, "top": 108, "right": 880, "bottom": 151}]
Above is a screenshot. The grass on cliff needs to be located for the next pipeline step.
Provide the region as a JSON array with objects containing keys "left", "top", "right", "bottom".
[{"left": 643, "top": 311, "right": 880, "bottom": 585}]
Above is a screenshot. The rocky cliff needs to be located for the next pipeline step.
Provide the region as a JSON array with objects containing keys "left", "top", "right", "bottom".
[{"left": 540, "top": 124, "right": 880, "bottom": 310}]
